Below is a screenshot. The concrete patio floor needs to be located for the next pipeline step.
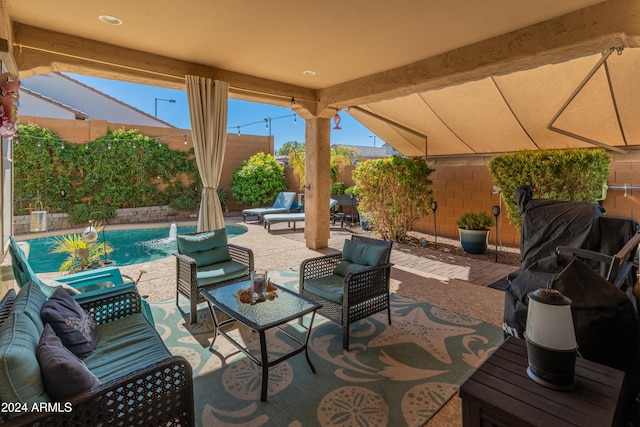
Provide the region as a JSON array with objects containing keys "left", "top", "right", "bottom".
[
  {"left": 112, "top": 216, "right": 517, "bottom": 427},
  {"left": 30, "top": 216, "right": 518, "bottom": 427}
]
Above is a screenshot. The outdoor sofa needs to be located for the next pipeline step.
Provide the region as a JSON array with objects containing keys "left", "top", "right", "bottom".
[{"left": 0, "top": 281, "right": 194, "bottom": 426}]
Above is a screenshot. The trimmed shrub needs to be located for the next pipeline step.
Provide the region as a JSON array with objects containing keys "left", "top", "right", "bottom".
[
  {"left": 230, "top": 152, "right": 287, "bottom": 206},
  {"left": 488, "top": 148, "right": 610, "bottom": 228}
]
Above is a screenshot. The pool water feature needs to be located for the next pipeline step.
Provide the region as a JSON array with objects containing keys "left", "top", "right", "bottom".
[{"left": 23, "top": 224, "right": 247, "bottom": 273}]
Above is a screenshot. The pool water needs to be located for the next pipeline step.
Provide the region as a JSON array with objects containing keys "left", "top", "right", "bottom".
[{"left": 23, "top": 224, "right": 247, "bottom": 273}]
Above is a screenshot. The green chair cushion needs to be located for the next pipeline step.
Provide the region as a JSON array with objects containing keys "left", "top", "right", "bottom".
[
  {"left": 196, "top": 260, "right": 249, "bottom": 287},
  {"left": 36, "top": 324, "right": 100, "bottom": 401},
  {"left": 333, "top": 261, "right": 369, "bottom": 277},
  {"left": 84, "top": 313, "right": 171, "bottom": 383},
  {"left": 304, "top": 275, "right": 345, "bottom": 304},
  {"left": 189, "top": 247, "right": 231, "bottom": 267},
  {"left": 0, "top": 312, "right": 49, "bottom": 405},
  {"left": 342, "top": 239, "right": 389, "bottom": 267},
  {"left": 177, "top": 229, "right": 231, "bottom": 266},
  {"left": 11, "top": 281, "right": 46, "bottom": 334}
]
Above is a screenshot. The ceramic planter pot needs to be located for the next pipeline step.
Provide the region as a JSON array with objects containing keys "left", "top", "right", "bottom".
[{"left": 458, "top": 228, "right": 490, "bottom": 254}]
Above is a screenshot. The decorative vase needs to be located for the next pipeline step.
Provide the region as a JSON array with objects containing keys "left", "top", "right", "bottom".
[{"left": 458, "top": 228, "right": 490, "bottom": 254}]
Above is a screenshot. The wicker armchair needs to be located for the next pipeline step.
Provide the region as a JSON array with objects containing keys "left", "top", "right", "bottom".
[
  {"left": 175, "top": 229, "right": 254, "bottom": 324},
  {"left": 300, "top": 235, "right": 393, "bottom": 350}
]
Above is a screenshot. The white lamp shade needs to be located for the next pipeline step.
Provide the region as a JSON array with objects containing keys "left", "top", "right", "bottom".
[
  {"left": 82, "top": 226, "right": 99, "bottom": 244},
  {"left": 525, "top": 289, "right": 577, "bottom": 351}
]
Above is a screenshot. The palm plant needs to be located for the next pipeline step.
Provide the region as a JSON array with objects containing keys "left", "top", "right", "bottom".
[{"left": 49, "top": 227, "right": 113, "bottom": 272}]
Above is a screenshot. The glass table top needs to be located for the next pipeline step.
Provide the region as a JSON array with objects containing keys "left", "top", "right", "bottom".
[{"left": 201, "top": 280, "right": 321, "bottom": 331}]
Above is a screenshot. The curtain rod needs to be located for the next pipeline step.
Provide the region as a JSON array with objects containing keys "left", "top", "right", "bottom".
[{"left": 13, "top": 42, "right": 316, "bottom": 103}]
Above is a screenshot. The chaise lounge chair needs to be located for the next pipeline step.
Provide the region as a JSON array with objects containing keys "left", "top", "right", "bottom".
[
  {"left": 263, "top": 199, "right": 338, "bottom": 232},
  {"left": 242, "top": 191, "right": 297, "bottom": 223}
]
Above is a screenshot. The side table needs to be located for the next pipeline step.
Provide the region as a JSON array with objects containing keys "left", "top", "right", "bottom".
[{"left": 459, "top": 336, "right": 625, "bottom": 426}]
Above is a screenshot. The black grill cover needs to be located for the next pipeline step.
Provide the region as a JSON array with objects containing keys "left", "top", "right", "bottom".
[{"left": 517, "top": 186, "right": 604, "bottom": 270}]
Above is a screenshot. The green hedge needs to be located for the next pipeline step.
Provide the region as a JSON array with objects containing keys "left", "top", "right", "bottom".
[
  {"left": 15, "top": 124, "right": 200, "bottom": 223},
  {"left": 488, "top": 148, "right": 610, "bottom": 228}
]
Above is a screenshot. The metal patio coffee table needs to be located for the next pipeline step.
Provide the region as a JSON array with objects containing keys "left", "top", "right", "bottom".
[{"left": 200, "top": 280, "right": 322, "bottom": 401}]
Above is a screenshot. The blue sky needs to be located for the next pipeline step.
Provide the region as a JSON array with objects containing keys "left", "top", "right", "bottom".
[{"left": 67, "top": 74, "right": 384, "bottom": 152}]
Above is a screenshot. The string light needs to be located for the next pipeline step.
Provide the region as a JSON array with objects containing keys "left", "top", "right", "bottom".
[
  {"left": 183, "top": 135, "right": 188, "bottom": 145},
  {"left": 228, "top": 113, "right": 297, "bottom": 136}
]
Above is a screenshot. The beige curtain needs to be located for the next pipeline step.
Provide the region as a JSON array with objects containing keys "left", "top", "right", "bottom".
[{"left": 186, "top": 76, "right": 229, "bottom": 231}]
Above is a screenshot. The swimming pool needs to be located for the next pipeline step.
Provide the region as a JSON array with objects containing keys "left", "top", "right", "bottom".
[{"left": 23, "top": 224, "right": 247, "bottom": 273}]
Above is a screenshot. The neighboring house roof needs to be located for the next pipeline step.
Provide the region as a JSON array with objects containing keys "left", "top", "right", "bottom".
[
  {"left": 19, "top": 87, "right": 88, "bottom": 120},
  {"left": 19, "top": 73, "right": 175, "bottom": 128}
]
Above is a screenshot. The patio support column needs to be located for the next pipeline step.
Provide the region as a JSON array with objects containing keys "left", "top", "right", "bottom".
[{"left": 304, "top": 117, "right": 331, "bottom": 250}]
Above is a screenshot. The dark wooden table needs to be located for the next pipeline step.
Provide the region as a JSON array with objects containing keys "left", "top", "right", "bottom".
[{"left": 459, "top": 336, "right": 626, "bottom": 426}]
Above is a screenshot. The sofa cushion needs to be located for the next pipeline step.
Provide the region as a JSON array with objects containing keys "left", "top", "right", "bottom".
[
  {"left": 11, "top": 281, "right": 46, "bottom": 334},
  {"left": 36, "top": 324, "right": 100, "bottom": 401},
  {"left": 333, "top": 260, "right": 369, "bottom": 277},
  {"left": 40, "top": 287, "right": 98, "bottom": 358},
  {"left": 84, "top": 313, "right": 171, "bottom": 383},
  {"left": 304, "top": 275, "right": 345, "bottom": 304},
  {"left": 0, "top": 312, "right": 49, "bottom": 404},
  {"left": 196, "top": 260, "right": 249, "bottom": 287},
  {"left": 342, "top": 239, "right": 389, "bottom": 267}
]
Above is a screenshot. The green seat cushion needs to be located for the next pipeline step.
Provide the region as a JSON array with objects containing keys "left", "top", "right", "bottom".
[
  {"left": 333, "top": 261, "right": 369, "bottom": 277},
  {"left": 177, "top": 229, "right": 231, "bottom": 266},
  {"left": 84, "top": 313, "right": 171, "bottom": 383},
  {"left": 11, "top": 281, "right": 46, "bottom": 334},
  {"left": 0, "top": 312, "right": 49, "bottom": 404},
  {"left": 304, "top": 275, "right": 345, "bottom": 304},
  {"left": 342, "top": 239, "right": 389, "bottom": 266},
  {"left": 196, "top": 260, "right": 249, "bottom": 287}
]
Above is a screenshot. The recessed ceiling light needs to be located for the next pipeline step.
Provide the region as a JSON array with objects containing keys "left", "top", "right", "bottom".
[
  {"left": 98, "top": 15, "right": 123, "bottom": 26},
  {"left": 303, "top": 70, "right": 317, "bottom": 77}
]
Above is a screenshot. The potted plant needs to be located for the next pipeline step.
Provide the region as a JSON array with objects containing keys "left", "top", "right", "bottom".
[{"left": 456, "top": 211, "right": 495, "bottom": 254}]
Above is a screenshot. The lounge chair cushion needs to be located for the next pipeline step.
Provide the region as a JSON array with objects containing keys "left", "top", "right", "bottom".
[
  {"left": 333, "top": 261, "right": 369, "bottom": 277},
  {"left": 177, "top": 229, "right": 231, "bottom": 266},
  {"left": 40, "top": 287, "right": 99, "bottom": 358},
  {"left": 303, "top": 275, "right": 345, "bottom": 304},
  {"left": 0, "top": 312, "right": 48, "bottom": 404},
  {"left": 243, "top": 192, "right": 297, "bottom": 216},
  {"left": 36, "top": 323, "right": 100, "bottom": 401},
  {"left": 196, "top": 260, "right": 249, "bottom": 287}
]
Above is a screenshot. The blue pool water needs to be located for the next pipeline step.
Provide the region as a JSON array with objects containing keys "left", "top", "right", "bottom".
[{"left": 23, "top": 224, "right": 247, "bottom": 273}]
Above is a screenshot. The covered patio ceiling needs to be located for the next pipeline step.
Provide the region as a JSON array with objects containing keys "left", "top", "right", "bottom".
[{"left": 4, "top": 0, "right": 640, "bottom": 156}]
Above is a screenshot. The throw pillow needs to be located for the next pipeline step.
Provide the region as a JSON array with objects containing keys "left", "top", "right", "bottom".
[
  {"left": 333, "top": 260, "right": 369, "bottom": 277},
  {"left": 40, "top": 288, "right": 98, "bottom": 358},
  {"left": 342, "top": 239, "right": 389, "bottom": 267},
  {"left": 36, "top": 324, "right": 100, "bottom": 401}
]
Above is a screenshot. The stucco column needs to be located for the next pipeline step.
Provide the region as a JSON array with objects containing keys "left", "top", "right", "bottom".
[{"left": 304, "top": 117, "right": 331, "bottom": 249}]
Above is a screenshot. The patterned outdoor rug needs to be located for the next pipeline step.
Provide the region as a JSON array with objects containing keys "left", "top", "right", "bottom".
[{"left": 151, "top": 269, "right": 504, "bottom": 427}]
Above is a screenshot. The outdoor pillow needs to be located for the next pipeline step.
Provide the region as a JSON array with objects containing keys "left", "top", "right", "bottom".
[
  {"left": 11, "top": 280, "right": 47, "bottom": 334},
  {"left": 177, "top": 229, "right": 228, "bottom": 254},
  {"left": 0, "top": 312, "right": 49, "bottom": 405},
  {"left": 188, "top": 246, "right": 231, "bottom": 267},
  {"left": 342, "top": 239, "right": 389, "bottom": 267},
  {"left": 40, "top": 287, "right": 98, "bottom": 358},
  {"left": 333, "top": 260, "right": 369, "bottom": 277},
  {"left": 36, "top": 323, "right": 100, "bottom": 401}
]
